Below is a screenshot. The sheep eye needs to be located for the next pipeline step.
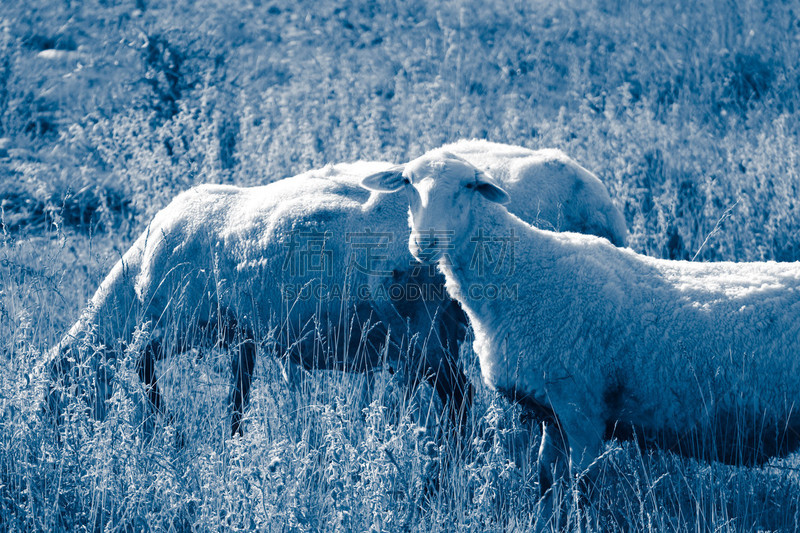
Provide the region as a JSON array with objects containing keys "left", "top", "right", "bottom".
[
  {"left": 465, "top": 182, "right": 476, "bottom": 189},
  {"left": 402, "top": 176, "right": 411, "bottom": 185}
]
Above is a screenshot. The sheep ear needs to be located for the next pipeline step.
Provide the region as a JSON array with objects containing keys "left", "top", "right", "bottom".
[
  {"left": 475, "top": 181, "right": 510, "bottom": 204},
  {"left": 361, "top": 166, "right": 406, "bottom": 192}
]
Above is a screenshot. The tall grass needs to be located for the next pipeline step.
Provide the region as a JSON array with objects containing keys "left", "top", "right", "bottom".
[
  {"left": 3, "top": 232, "right": 800, "bottom": 531},
  {"left": 2, "top": 0, "right": 800, "bottom": 530}
]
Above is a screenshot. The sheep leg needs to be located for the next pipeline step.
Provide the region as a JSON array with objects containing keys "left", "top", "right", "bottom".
[
  {"left": 557, "top": 411, "right": 605, "bottom": 528},
  {"left": 230, "top": 334, "right": 256, "bottom": 436},
  {"left": 136, "top": 339, "right": 185, "bottom": 446},
  {"left": 402, "top": 343, "right": 472, "bottom": 434},
  {"left": 515, "top": 394, "right": 572, "bottom": 529},
  {"left": 426, "top": 353, "right": 474, "bottom": 433},
  {"left": 538, "top": 417, "right": 572, "bottom": 495},
  {"left": 209, "top": 310, "right": 258, "bottom": 436},
  {"left": 435, "top": 299, "right": 472, "bottom": 432},
  {"left": 137, "top": 340, "right": 167, "bottom": 417},
  {"left": 407, "top": 298, "right": 473, "bottom": 433},
  {"left": 535, "top": 417, "right": 572, "bottom": 529},
  {"left": 515, "top": 393, "right": 572, "bottom": 498}
]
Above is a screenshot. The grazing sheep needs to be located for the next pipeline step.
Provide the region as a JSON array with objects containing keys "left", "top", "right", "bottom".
[
  {"left": 362, "top": 148, "right": 800, "bottom": 508},
  {"left": 46, "top": 162, "right": 436, "bottom": 436},
  {"left": 46, "top": 142, "right": 627, "bottom": 437}
]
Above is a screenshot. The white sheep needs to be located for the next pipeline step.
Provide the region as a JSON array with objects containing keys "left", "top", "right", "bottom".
[
  {"left": 442, "top": 139, "right": 627, "bottom": 246},
  {"left": 362, "top": 148, "right": 800, "bottom": 512},
  {"left": 46, "top": 142, "right": 627, "bottom": 436},
  {"left": 47, "top": 161, "right": 432, "bottom": 435}
]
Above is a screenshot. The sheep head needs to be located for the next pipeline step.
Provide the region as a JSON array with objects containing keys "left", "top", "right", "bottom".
[{"left": 361, "top": 150, "right": 510, "bottom": 265}]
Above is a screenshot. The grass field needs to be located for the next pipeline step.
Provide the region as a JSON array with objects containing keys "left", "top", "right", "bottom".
[{"left": 2, "top": 0, "right": 800, "bottom": 530}]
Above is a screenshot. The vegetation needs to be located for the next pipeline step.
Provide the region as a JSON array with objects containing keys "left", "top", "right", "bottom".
[{"left": 1, "top": 0, "right": 799, "bottom": 530}]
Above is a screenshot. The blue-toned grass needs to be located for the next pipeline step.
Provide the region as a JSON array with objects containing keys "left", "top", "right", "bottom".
[{"left": 2, "top": 0, "right": 800, "bottom": 530}]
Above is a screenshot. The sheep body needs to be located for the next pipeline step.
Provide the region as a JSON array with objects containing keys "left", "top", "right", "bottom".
[
  {"left": 441, "top": 139, "right": 627, "bottom": 246},
  {"left": 48, "top": 143, "right": 627, "bottom": 434},
  {"left": 366, "top": 148, "right": 800, "bottom": 476},
  {"left": 469, "top": 227, "right": 800, "bottom": 466},
  {"left": 48, "top": 162, "right": 425, "bottom": 433},
  {"left": 47, "top": 162, "right": 414, "bottom": 431},
  {"left": 136, "top": 163, "right": 418, "bottom": 368}
]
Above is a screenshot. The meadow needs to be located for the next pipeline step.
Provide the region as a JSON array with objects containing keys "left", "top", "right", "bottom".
[{"left": 1, "top": 0, "right": 800, "bottom": 530}]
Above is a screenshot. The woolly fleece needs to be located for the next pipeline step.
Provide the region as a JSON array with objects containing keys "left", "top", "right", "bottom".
[
  {"left": 49, "top": 142, "right": 627, "bottom": 430},
  {"left": 401, "top": 148, "right": 800, "bottom": 470}
]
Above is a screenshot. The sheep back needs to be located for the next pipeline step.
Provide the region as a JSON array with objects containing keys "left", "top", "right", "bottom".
[{"left": 444, "top": 139, "right": 628, "bottom": 246}]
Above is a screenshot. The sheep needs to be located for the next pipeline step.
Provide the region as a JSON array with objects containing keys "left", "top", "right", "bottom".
[
  {"left": 442, "top": 139, "right": 627, "bottom": 247},
  {"left": 361, "top": 148, "right": 800, "bottom": 515},
  {"left": 45, "top": 141, "right": 627, "bottom": 437},
  {"left": 46, "top": 161, "right": 436, "bottom": 436}
]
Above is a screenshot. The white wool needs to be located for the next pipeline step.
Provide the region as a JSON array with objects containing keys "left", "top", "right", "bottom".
[
  {"left": 48, "top": 141, "right": 628, "bottom": 429},
  {"left": 441, "top": 139, "right": 627, "bottom": 246},
  {"left": 56, "top": 141, "right": 625, "bottom": 361},
  {"left": 401, "top": 148, "right": 800, "bottom": 472},
  {"left": 133, "top": 163, "right": 413, "bottom": 357}
]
